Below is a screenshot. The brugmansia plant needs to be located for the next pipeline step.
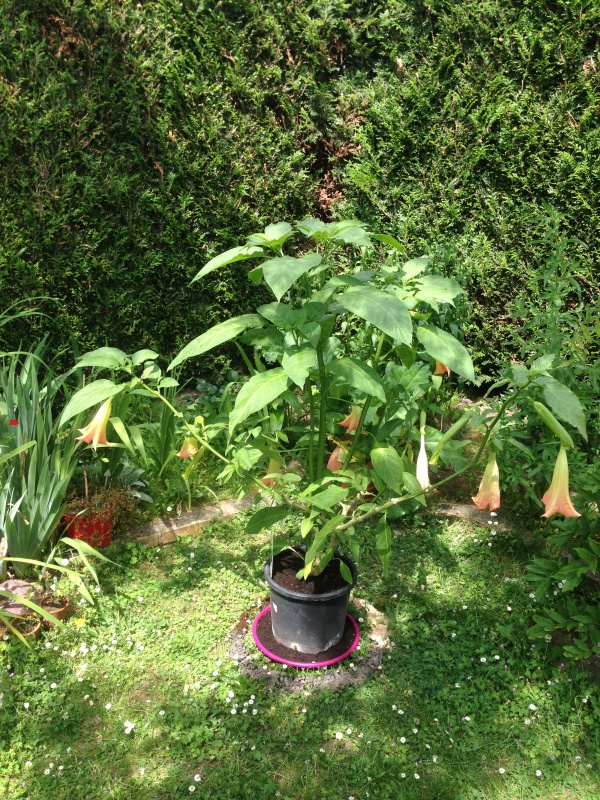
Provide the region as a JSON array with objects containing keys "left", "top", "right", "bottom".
[{"left": 62, "top": 220, "right": 588, "bottom": 580}]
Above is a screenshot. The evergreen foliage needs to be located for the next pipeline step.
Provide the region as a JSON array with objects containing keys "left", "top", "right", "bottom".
[{"left": 0, "top": 0, "right": 598, "bottom": 373}]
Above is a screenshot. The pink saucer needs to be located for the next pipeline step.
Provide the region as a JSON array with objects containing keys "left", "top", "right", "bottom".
[{"left": 252, "top": 605, "right": 360, "bottom": 669}]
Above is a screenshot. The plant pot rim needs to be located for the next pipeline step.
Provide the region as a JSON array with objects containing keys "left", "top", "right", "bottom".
[
  {"left": 12, "top": 615, "right": 42, "bottom": 635},
  {"left": 41, "top": 593, "right": 69, "bottom": 607},
  {"left": 264, "top": 547, "right": 357, "bottom": 603},
  {"left": 64, "top": 509, "right": 115, "bottom": 520}
]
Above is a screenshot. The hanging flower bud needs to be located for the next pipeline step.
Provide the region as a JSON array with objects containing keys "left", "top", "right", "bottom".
[
  {"left": 176, "top": 437, "right": 199, "bottom": 459},
  {"left": 262, "top": 457, "right": 282, "bottom": 487},
  {"left": 76, "top": 399, "right": 112, "bottom": 451},
  {"left": 433, "top": 361, "right": 451, "bottom": 376},
  {"left": 416, "top": 434, "right": 430, "bottom": 491},
  {"left": 339, "top": 406, "right": 361, "bottom": 433},
  {"left": 472, "top": 452, "right": 500, "bottom": 511},
  {"left": 541, "top": 446, "right": 581, "bottom": 518},
  {"left": 327, "top": 446, "right": 345, "bottom": 472}
]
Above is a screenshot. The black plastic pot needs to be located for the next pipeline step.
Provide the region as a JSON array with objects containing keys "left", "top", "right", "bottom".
[{"left": 264, "top": 548, "right": 357, "bottom": 654}]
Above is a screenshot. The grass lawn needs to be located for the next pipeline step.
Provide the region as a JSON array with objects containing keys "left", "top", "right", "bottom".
[{"left": 1, "top": 510, "right": 599, "bottom": 800}]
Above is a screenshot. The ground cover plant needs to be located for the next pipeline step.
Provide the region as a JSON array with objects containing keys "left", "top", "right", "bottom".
[{"left": 1, "top": 511, "right": 599, "bottom": 800}]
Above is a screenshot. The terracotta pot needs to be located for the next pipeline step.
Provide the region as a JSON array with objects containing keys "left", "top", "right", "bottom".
[
  {"left": 11, "top": 615, "right": 41, "bottom": 639},
  {"left": 64, "top": 511, "right": 114, "bottom": 548},
  {"left": 41, "top": 594, "right": 70, "bottom": 624}
]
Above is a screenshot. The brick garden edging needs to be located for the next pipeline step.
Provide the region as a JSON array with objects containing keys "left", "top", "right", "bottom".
[{"left": 129, "top": 494, "right": 256, "bottom": 547}]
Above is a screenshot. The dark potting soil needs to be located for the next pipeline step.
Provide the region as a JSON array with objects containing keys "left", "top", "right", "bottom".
[
  {"left": 270, "top": 550, "right": 351, "bottom": 595},
  {"left": 256, "top": 608, "right": 356, "bottom": 662}
]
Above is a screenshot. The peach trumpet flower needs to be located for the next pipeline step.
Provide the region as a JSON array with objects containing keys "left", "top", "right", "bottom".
[
  {"left": 416, "top": 434, "right": 430, "bottom": 491},
  {"left": 339, "top": 406, "right": 361, "bottom": 433},
  {"left": 541, "top": 446, "right": 581, "bottom": 518},
  {"left": 434, "top": 361, "right": 451, "bottom": 376},
  {"left": 327, "top": 446, "right": 345, "bottom": 472},
  {"left": 472, "top": 452, "right": 500, "bottom": 511},
  {"left": 262, "top": 457, "right": 282, "bottom": 488},
  {"left": 76, "top": 399, "right": 112, "bottom": 451},
  {"left": 176, "top": 437, "right": 199, "bottom": 459}
]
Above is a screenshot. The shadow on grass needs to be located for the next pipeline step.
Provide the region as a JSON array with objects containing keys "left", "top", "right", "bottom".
[{"left": 1, "top": 513, "right": 599, "bottom": 800}]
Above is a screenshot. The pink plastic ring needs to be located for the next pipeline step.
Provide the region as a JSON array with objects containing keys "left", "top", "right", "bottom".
[{"left": 252, "top": 605, "right": 360, "bottom": 669}]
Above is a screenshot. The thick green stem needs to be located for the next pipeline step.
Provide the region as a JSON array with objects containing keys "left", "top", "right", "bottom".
[
  {"left": 344, "top": 332, "right": 385, "bottom": 467},
  {"left": 307, "top": 377, "right": 316, "bottom": 482},
  {"left": 315, "top": 345, "right": 328, "bottom": 480}
]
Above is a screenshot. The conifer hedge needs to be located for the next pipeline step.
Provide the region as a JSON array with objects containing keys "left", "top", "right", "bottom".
[{"left": 1, "top": 0, "right": 598, "bottom": 374}]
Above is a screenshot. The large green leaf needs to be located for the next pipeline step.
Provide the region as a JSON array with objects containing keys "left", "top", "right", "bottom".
[
  {"left": 327, "top": 357, "right": 386, "bottom": 402},
  {"left": 296, "top": 218, "right": 326, "bottom": 237},
  {"left": 338, "top": 287, "right": 412, "bottom": 344},
  {"left": 415, "top": 324, "right": 475, "bottom": 382},
  {"left": 402, "top": 257, "right": 431, "bottom": 280},
  {"left": 59, "top": 380, "right": 125, "bottom": 426},
  {"left": 332, "top": 226, "right": 372, "bottom": 247},
  {"left": 169, "top": 314, "right": 261, "bottom": 370},
  {"left": 511, "top": 363, "right": 529, "bottom": 387},
  {"left": 262, "top": 254, "right": 322, "bottom": 301},
  {"left": 248, "top": 222, "right": 294, "bottom": 250},
  {"left": 402, "top": 472, "right": 427, "bottom": 505},
  {"left": 191, "top": 245, "right": 263, "bottom": 282},
  {"left": 257, "top": 302, "right": 303, "bottom": 329},
  {"left": 229, "top": 368, "right": 290, "bottom": 433},
  {"left": 370, "top": 445, "right": 404, "bottom": 493},
  {"left": 298, "top": 322, "right": 322, "bottom": 349},
  {"left": 77, "top": 347, "right": 127, "bottom": 369},
  {"left": 536, "top": 376, "right": 587, "bottom": 440},
  {"left": 371, "top": 233, "right": 405, "bottom": 252},
  {"left": 413, "top": 275, "right": 465, "bottom": 310},
  {"left": 305, "top": 515, "right": 346, "bottom": 563},
  {"left": 326, "top": 274, "right": 366, "bottom": 289},
  {"left": 131, "top": 349, "right": 160, "bottom": 365},
  {"left": 309, "top": 484, "right": 348, "bottom": 510},
  {"left": 282, "top": 345, "right": 317, "bottom": 387},
  {"left": 246, "top": 506, "right": 290, "bottom": 536}
]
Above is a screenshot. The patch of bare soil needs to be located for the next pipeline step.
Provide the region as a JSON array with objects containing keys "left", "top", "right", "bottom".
[{"left": 227, "top": 597, "right": 390, "bottom": 693}]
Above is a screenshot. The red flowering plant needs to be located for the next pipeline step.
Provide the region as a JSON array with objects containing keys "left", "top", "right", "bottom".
[{"left": 63, "top": 220, "right": 589, "bottom": 581}]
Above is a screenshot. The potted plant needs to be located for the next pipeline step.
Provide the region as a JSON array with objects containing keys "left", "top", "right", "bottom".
[
  {"left": 62, "top": 385, "right": 151, "bottom": 547},
  {"left": 0, "top": 543, "right": 113, "bottom": 644},
  {"left": 61, "top": 220, "right": 588, "bottom": 656},
  {"left": 40, "top": 592, "right": 70, "bottom": 624},
  {"left": 63, "top": 484, "right": 132, "bottom": 548},
  {"left": 10, "top": 615, "right": 42, "bottom": 639}
]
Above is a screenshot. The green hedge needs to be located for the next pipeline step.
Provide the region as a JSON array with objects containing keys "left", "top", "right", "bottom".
[
  {"left": 0, "top": 0, "right": 352, "bottom": 372},
  {"left": 0, "top": 0, "right": 598, "bottom": 376},
  {"left": 335, "top": 0, "right": 600, "bottom": 368}
]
